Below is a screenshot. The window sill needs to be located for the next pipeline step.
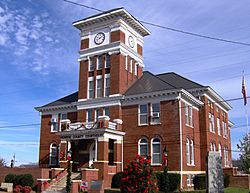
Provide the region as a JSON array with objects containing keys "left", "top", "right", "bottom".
[
  {"left": 185, "top": 124, "right": 193, "bottom": 128},
  {"left": 150, "top": 122, "right": 161, "bottom": 125},
  {"left": 138, "top": 124, "right": 149, "bottom": 126},
  {"left": 50, "top": 131, "right": 58, "bottom": 133},
  {"left": 151, "top": 164, "right": 162, "bottom": 166}
]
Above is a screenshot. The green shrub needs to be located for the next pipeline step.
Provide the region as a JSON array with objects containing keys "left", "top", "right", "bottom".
[
  {"left": 168, "top": 173, "right": 180, "bottom": 192},
  {"left": 18, "top": 174, "right": 34, "bottom": 187},
  {"left": 5, "top": 173, "right": 16, "bottom": 184},
  {"left": 155, "top": 167, "right": 180, "bottom": 193},
  {"left": 193, "top": 174, "right": 206, "bottom": 190},
  {"left": 111, "top": 172, "right": 123, "bottom": 188},
  {"left": 223, "top": 174, "right": 230, "bottom": 188}
]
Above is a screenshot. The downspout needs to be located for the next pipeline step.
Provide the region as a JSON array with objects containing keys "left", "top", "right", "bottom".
[{"left": 178, "top": 93, "right": 183, "bottom": 189}]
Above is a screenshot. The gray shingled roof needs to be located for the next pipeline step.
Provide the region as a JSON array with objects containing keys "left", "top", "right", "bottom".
[
  {"left": 156, "top": 72, "right": 204, "bottom": 89},
  {"left": 125, "top": 71, "right": 204, "bottom": 96},
  {"left": 125, "top": 71, "right": 177, "bottom": 96},
  {"left": 40, "top": 92, "right": 78, "bottom": 108}
]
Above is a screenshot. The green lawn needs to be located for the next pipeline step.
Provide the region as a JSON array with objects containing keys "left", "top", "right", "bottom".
[{"left": 105, "top": 187, "right": 249, "bottom": 193}]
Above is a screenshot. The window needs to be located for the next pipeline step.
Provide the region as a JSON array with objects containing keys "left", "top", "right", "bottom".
[
  {"left": 130, "top": 59, "right": 133, "bottom": 73},
  {"left": 105, "top": 54, "right": 110, "bottom": 68},
  {"left": 104, "top": 107, "right": 110, "bottom": 117},
  {"left": 61, "top": 113, "right": 67, "bottom": 120},
  {"left": 134, "top": 63, "right": 138, "bottom": 76},
  {"left": 88, "top": 78, "right": 94, "bottom": 99},
  {"left": 51, "top": 115, "right": 58, "bottom": 132},
  {"left": 125, "top": 56, "right": 128, "bottom": 70},
  {"left": 217, "top": 118, "right": 221, "bottom": 135},
  {"left": 224, "top": 147, "right": 229, "bottom": 167},
  {"left": 97, "top": 55, "right": 102, "bottom": 70},
  {"left": 213, "top": 143, "right": 216, "bottom": 152},
  {"left": 87, "top": 109, "right": 93, "bottom": 122},
  {"left": 50, "top": 144, "right": 58, "bottom": 166},
  {"left": 218, "top": 144, "right": 222, "bottom": 157},
  {"left": 96, "top": 76, "right": 102, "bottom": 98},
  {"left": 104, "top": 74, "right": 110, "bottom": 97},
  {"left": 151, "top": 138, "right": 161, "bottom": 164},
  {"left": 151, "top": 103, "right": 160, "bottom": 124},
  {"left": 139, "top": 104, "right": 148, "bottom": 125},
  {"left": 89, "top": 57, "right": 94, "bottom": 71},
  {"left": 139, "top": 138, "right": 148, "bottom": 157},
  {"left": 187, "top": 174, "right": 194, "bottom": 187},
  {"left": 210, "top": 143, "right": 213, "bottom": 151},
  {"left": 190, "top": 140, "right": 194, "bottom": 165},
  {"left": 222, "top": 121, "right": 227, "bottom": 138},
  {"left": 186, "top": 139, "right": 190, "bottom": 165},
  {"left": 210, "top": 142, "right": 216, "bottom": 152},
  {"left": 185, "top": 104, "right": 193, "bottom": 126},
  {"left": 95, "top": 108, "right": 101, "bottom": 121},
  {"left": 209, "top": 113, "right": 215, "bottom": 132}
]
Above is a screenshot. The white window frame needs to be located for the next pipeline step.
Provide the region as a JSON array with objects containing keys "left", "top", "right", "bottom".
[
  {"left": 224, "top": 147, "right": 229, "bottom": 167},
  {"left": 150, "top": 103, "right": 160, "bottom": 124},
  {"left": 97, "top": 55, "right": 102, "bottom": 70},
  {"left": 186, "top": 139, "right": 190, "bottom": 165},
  {"left": 138, "top": 138, "right": 148, "bottom": 157},
  {"left": 88, "top": 77, "right": 94, "bottom": 99},
  {"left": 88, "top": 57, "right": 94, "bottom": 71},
  {"left": 185, "top": 104, "right": 189, "bottom": 125},
  {"left": 218, "top": 143, "right": 222, "bottom": 157},
  {"left": 151, "top": 138, "right": 161, "bottom": 165},
  {"left": 104, "top": 74, "right": 110, "bottom": 97},
  {"left": 209, "top": 113, "right": 215, "bottom": 133},
  {"left": 130, "top": 59, "right": 133, "bottom": 73},
  {"left": 190, "top": 140, "right": 194, "bottom": 165},
  {"left": 51, "top": 114, "right": 58, "bottom": 132},
  {"left": 95, "top": 75, "right": 102, "bottom": 98},
  {"left": 185, "top": 103, "right": 193, "bottom": 127},
  {"left": 49, "top": 143, "right": 58, "bottom": 166},
  {"left": 217, "top": 118, "right": 221, "bottom": 136},
  {"left": 105, "top": 54, "right": 110, "bottom": 68},
  {"left": 125, "top": 55, "right": 128, "bottom": 70},
  {"left": 134, "top": 63, "right": 138, "bottom": 76},
  {"left": 86, "top": 109, "right": 93, "bottom": 123},
  {"left": 138, "top": 104, "right": 148, "bottom": 125}
]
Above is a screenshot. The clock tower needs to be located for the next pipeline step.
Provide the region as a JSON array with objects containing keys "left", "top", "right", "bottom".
[{"left": 73, "top": 8, "right": 150, "bottom": 122}]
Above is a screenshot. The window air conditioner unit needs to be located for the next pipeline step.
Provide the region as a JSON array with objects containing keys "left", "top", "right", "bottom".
[
  {"left": 152, "top": 112, "right": 160, "bottom": 117},
  {"left": 50, "top": 118, "right": 57, "bottom": 123}
]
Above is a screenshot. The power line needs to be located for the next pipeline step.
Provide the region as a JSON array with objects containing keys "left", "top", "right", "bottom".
[{"left": 63, "top": 0, "right": 250, "bottom": 47}]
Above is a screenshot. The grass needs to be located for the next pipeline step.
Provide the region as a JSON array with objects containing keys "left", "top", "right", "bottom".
[{"left": 104, "top": 187, "right": 250, "bottom": 193}]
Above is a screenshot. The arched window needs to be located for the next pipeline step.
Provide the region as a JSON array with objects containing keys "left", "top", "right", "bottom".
[
  {"left": 151, "top": 138, "right": 161, "bottom": 164},
  {"left": 186, "top": 139, "right": 190, "bottom": 165},
  {"left": 213, "top": 143, "right": 216, "bottom": 152},
  {"left": 190, "top": 140, "right": 194, "bottom": 165},
  {"left": 50, "top": 143, "right": 58, "bottom": 166},
  {"left": 138, "top": 138, "right": 148, "bottom": 157},
  {"left": 210, "top": 142, "right": 213, "bottom": 152},
  {"left": 218, "top": 144, "right": 222, "bottom": 157}
]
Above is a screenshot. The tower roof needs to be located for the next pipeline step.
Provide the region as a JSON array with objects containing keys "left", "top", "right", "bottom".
[{"left": 73, "top": 7, "right": 151, "bottom": 36}]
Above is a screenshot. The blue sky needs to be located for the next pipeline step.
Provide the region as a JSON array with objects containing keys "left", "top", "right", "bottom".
[{"left": 0, "top": 0, "right": 249, "bottom": 166}]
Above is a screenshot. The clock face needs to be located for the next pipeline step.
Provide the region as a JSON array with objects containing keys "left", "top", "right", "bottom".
[
  {"left": 128, "top": 35, "right": 135, "bottom": 48},
  {"left": 94, "top": 32, "right": 105, "bottom": 45}
]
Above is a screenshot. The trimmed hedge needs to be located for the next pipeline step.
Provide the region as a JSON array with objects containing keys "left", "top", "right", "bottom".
[
  {"left": 193, "top": 174, "right": 206, "bottom": 190},
  {"left": 155, "top": 167, "right": 180, "bottom": 193},
  {"left": 4, "top": 173, "right": 34, "bottom": 187},
  {"left": 193, "top": 174, "right": 230, "bottom": 190},
  {"left": 111, "top": 172, "right": 123, "bottom": 188}
]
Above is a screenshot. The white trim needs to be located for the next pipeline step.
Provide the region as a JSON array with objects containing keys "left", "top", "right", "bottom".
[
  {"left": 95, "top": 75, "right": 102, "bottom": 98},
  {"left": 51, "top": 114, "right": 59, "bottom": 133},
  {"left": 88, "top": 77, "right": 94, "bottom": 99},
  {"left": 180, "top": 98, "right": 199, "bottom": 111},
  {"left": 151, "top": 137, "right": 161, "bottom": 165},
  {"left": 178, "top": 95, "right": 183, "bottom": 189},
  {"left": 168, "top": 171, "right": 206, "bottom": 174},
  {"left": 138, "top": 138, "right": 148, "bottom": 157},
  {"left": 104, "top": 74, "right": 110, "bottom": 97},
  {"left": 138, "top": 104, "right": 148, "bottom": 126}
]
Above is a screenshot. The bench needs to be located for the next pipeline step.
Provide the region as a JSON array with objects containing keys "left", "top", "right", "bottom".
[{"left": 0, "top": 183, "right": 13, "bottom": 192}]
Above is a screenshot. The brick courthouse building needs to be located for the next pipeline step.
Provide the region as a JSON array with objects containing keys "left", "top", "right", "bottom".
[{"left": 35, "top": 8, "right": 233, "bottom": 189}]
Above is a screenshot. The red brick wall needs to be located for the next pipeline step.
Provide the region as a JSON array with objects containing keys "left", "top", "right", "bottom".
[
  {"left": 110, "top": 30, "right": 125, "bottom": 43},
  {"left": 78, "top": 60, "right": 88, "bottom": 100},
  {"left": 137, "top": 44, "right": 143, "bottom": 56},
  {"left": 122, "top": 100, "right": 181, "bottom": 171},
  {"left": 81, "top": 38, "right": 89, "bottom": 50}
]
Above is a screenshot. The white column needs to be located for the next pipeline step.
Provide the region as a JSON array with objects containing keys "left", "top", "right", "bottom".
[
  {"left": 67, "top": 141, "right": 71, "bottom": 151},
  {"left": 95, "top": 138, "right": 98, "bottom": 161}
]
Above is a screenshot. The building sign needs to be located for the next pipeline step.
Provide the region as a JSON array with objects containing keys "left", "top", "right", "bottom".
[
  {"left": 207, "top": 152, "right": 224, "bottom": 193},
  {"left": 61, "top": 133, "right": 104, "bottom": 140}
]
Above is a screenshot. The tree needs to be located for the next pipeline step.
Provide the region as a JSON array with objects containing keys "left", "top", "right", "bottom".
[
  {"left": 237, "top": 132, "right": 250, "bottom": 174},
  {"left": 0, "top": 157, "right": 6, "bottom": 167}
]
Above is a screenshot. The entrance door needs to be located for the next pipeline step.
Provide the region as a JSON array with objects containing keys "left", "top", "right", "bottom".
[{"left": 89, "top": 143, "right": 95, "bottom": 167}]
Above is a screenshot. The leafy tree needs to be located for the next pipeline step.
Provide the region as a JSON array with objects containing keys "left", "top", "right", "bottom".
[
  {"left": 0, "top": 157, "right": 6, "bottom": 167},
  {"left": 237, "top": 132, "right": 250, "bottom": 174}
]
